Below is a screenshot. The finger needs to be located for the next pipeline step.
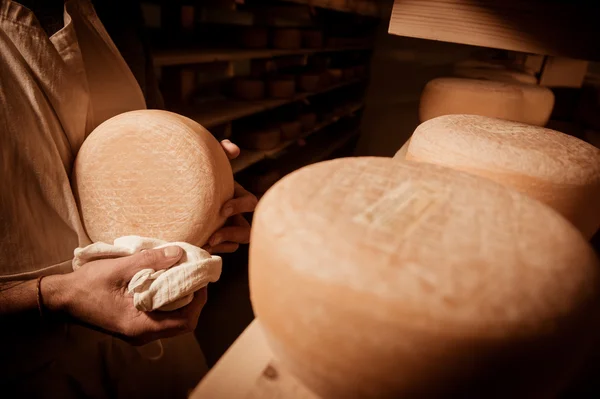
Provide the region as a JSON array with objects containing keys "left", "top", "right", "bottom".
[
  {"left": 220, "top": 139, "right": 240, "bottom": 160},
  {"left": 119, "top": 246, "right": 183, "bottom": 283},
  {"left": 209, "top": 226, "right": 250, "bottom": 247},
  {"left": 221, "top": 183, "right": 258, "bottom": 217},
  {"left": 143, "top": 288, "right": 208, "bottom": 334},
  {"left": 207, "top": 242, "right": 240, "bottom": 254}
]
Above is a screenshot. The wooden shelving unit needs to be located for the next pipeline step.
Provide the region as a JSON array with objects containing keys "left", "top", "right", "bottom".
[
  {"left": 180, "top": 78, "right": 364, "bottom": 128},
  {"left": 231, "top": 101, "right": 363, "bottom": 173},
  {"left": 154, "top": 46, "right": 371, "bottom": 66}
]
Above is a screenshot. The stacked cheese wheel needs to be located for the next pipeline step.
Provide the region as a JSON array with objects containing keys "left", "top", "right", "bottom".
[
  {"left": 250, "top": 157, "right": 600, "bottom": 398},
  {"left": 404, "top": 114, "right": 600, "bottom": 238},
  {"left": 419, "top": 77, "right": 554, "bottom": 126},
  {"left": 453, "top": 66, "right": 538, "bottom": 85},
  {"left": 73, "top": 110, "right": 234, "bottom": 246}
]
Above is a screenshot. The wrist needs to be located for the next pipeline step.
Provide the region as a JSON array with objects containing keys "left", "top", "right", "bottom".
[{"left": 41, "top": 274, "right": 73, "bottom": 314}]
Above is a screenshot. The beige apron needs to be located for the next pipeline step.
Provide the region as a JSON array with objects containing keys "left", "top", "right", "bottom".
[{"left": 0, "top": 0, "right": 206, "bottom": 396}]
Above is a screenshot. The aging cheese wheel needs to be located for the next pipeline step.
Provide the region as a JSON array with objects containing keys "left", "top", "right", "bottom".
[
  {"left": 241, "top": 27, "right": 268, "bottom": 49},
  {"left": 237, "top": 127, "right": 281, "bottom": 150},
  {"left": 280, "top": 121, "right": 302, "bottom": 140},
  {"left": 419, "top": 77, "right": 554, "bottom": 126},
  {"left": 272, "top": 28, "right": 301, "bottom": 49},
  {"left": 297, "top": 73, "right": 321, "bottom": 92},
  {"left": 73, "top": 110, "right": 234, "bottom": 246},
  {"left": 268, "top": 78, "right": 296, "bottom": 98},
  {"left": 302, "top": 30, "right": 323, "bottom": 48},
  {"left": 454, "top": 67, "right": 538, "bottom": 84},
  {"left": 233, "top": 78, "right": 265, "bottom": 101},
  {"left": 327, "top": 69, "right": 343, "bottom": 84},
  {"left": 250, "top": 157, "right": 600, "bottom": 398},
  {"left": 406, "top": 114, "right": 600, "bottom": 238}
]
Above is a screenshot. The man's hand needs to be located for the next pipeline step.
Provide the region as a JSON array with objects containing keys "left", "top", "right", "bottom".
[
  {"left": 44, "top": 246, "right": 206, "bottom": 345},
  {"left": 205, "top": 140, "right": 258, "bottom": 254}
]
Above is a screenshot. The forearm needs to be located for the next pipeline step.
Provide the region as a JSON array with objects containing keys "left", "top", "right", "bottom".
[{"left": 0, "top": 275, "right": 68, "bottom": 317}]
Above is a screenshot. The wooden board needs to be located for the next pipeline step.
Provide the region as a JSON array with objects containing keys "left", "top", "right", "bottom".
[
  {"left": 190, "top": 320, "right": 319, "bottom": 399},
  {"left": 153, "top": 46, "right": 371, "bottom": 67},
  {"left": 231, "top": 102, "right": 363, "bottom": 173},
  {"left": 181, "top": 78, "right": 364, "bottom": 128},
  {"left": 539, "top": 57, "right": 590, "bottom": 88},
  {"left": 388, "top": 0, "right": 600, "bottom": 61}
]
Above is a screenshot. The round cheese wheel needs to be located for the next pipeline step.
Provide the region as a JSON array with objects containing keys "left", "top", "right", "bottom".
[
  {"left": 419, "top": 77, "right": 554, "bottom": 126},
  {"left": 297, "top": 73, "right": 321, "bottom": 92},
  {"left": 272, "top": 28, "right": 301, "bottom": 49},
  {"left": 328, "top": 68, "right": 343, "bottom": 84},
  {"left": 73, "top": 110, "right": 234, "bottom": 246},
  {"left": 406, "top": 114, "right": 600, "bottom": 238},
  {"left": 268, "top": 78, "right": 296, "bottom": 98},
  {"left": 454, "top": 67, "right": 538, "bottom": 84},
  {"left": 241, "top": 27, "right": 268, "bottom": 49},
  {"left": 236, "top": 127, "right": 281, "bottom": 150},
  {"left": 233, "top": 78, "right": 265, "bottom": 101},
  {"left": 280, "top": 120, "right": 302, "bottom": 140},
  {"left": 302, "top": 30, "right": 323, "bottom": 48},
  {"left": 250, "top": 157, "right": 600, "bottom": 398}
]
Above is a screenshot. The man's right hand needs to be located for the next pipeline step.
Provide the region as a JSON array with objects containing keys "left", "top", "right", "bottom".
[{"left": 44, "top": 246, "right": 206, "bottom": 345}]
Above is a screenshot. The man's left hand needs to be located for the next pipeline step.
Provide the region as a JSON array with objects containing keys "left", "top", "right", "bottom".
[{"left": 205, "top": 140, "right": 258, "bottom": 254}]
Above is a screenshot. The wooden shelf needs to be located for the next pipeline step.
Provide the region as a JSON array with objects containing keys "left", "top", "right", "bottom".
[
  {"left": 280, "top": 0, "right": 381, "bottom": 17},
  {"left": 231, "top": 102, "right": 363, "bottom": 173},
  {"left": 190, "top": 320, "right": 317, "bottom": 399},
  {"left": 181, "top": 78, "right": 364, "bottom": 128},
  {"left": 153, "top": 46, "right": 371, "bottom": 67},
  {"left": 304, "top": 128, "right": 360, "bottom": 165},
  {"left": 388, "top": 0, "right": 600, "bottom": 61}
]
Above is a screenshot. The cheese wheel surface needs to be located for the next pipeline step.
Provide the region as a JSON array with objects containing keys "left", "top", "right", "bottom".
[
  {"left": 407, "top": 115, "right": 600, "bottom": 237},
  {"left": 73, "top": 110, "right": 234, "bottom": 246},
  {"left": 419, "top": 77, "right": 554, "bottom": 126},
  {"left": 250, "top": 157, "right": 600, "bottom": 398}
]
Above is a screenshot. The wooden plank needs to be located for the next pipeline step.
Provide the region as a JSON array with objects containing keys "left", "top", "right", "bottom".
[
  {"left": 388, "top": 0, "right": 600, "bottom": 61},
  {"left": 190, "top": 320, "right": 319, "bottom": 399},
  {"left": 539, "top": 57, "right": 589, "bottom": 88},
  {"left": 182, "top": 78, "right": 364, "bottom": 128},
  {"left": 153, "top": 46, "right": 371, "bottom": 67},
  {"left": 231, "top": 102, "right": 364, "bottom": 173}
]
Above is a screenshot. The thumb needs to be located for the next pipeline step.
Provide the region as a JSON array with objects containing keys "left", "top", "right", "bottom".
[{"left": 119, "top": 246, "right": 183, "bottom": 282}]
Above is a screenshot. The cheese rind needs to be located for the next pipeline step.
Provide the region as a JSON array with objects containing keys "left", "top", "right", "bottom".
[
  {"left": 406, "top": 114, "right": 600, "bottom": 237},
  {"left": 250, "top": 157, "right": 600, "bottom": 398},
  {"left": 73, "top": 110, "right": 234, "bottom": 246},
  {"left": 419, "top": 77, "right": 554, "bottom": 126}
]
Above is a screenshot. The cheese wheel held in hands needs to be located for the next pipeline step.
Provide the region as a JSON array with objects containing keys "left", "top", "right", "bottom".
[
  {"left": 73, "top": 110, "right": 235, "bottom": 246},
  {"left": 419, "top": 77, "right": 554, "bottom": 126},
  {"left": 250, "top": 157, "right": 600, "bottom": 398},
  {"left": 406, "top": 114, "right": 600, "bottom": 238}
]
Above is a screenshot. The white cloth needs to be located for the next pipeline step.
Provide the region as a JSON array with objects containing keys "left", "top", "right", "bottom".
[{"left": 73, "top": 236, "right": 222, "bottom": 311}]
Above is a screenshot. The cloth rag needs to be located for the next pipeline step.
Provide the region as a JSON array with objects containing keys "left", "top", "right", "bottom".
[{"left": 73, "top": 236, "right": 222, "bottom": 311}]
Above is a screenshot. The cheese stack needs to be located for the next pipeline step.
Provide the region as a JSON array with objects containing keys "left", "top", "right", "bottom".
[
  {"left": 406, "top": 114, "right": 600, "bottom": 238},
  {"left": 453, "top": 67, "right": 537, "bottom": 85},
  {"left": 419, "top": 77, "right": 554, "bottom": 126},
  {"left": 73, "top": 110, "right": 234, "bottom": 247},
  {"left": 250, "top": 157, "right": 600, "bottom": 398}
]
